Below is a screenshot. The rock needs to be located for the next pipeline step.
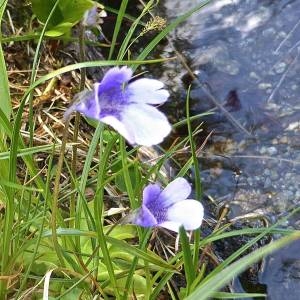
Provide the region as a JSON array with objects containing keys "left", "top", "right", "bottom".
[
  {"left": 274, "top": 62, "right": 286, "bottom": 74},
  {"left": 264, "top": 177, "right": 272, "bottom": 189},
  {"left": 267, "top": 146, "right": 278, "bottom": 155},
  {"left": 258, "top": 83, "right": 272, "bottom": 89}
]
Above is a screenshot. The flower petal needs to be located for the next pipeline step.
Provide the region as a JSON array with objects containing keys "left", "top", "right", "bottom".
[
  {"left": 160, "top": 200, "right": 204, "bottom": 232},
  {"left": 157, "top": 221, "right": 181, "bottom": 232},
  {"left": 64, "top": 89, "right": 98, "bottom": 120},
  {"left": 83, "top": 6, "right": 98, "bottom": 27},
  {"left": 121, "top": 103, "right": 171, "bottom": 146},
  {"left": 158, "top": 177, "right": 191, "bottom": 207},
  {"left": 142, "top": 184, "right": 162, "bottom": 207},
  {"left": 127, "top": 78, "right": 169, "bottom": 104},
  {"left": 82, "top": 5, "right": 107, "bottom": 27},
  {"left": 100, "top": 66, "right": 132, "bottom": 91},
  {"left": 100, "top": 115, "right": 135, "bottom": 144},
  {"left": 134, "top": 205, "right": 158, "bottom": 227}
]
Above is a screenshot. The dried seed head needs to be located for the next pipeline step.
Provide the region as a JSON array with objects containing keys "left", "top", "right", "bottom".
[{"left": 141, "top": 16, "right": 167, "bottom": 36}]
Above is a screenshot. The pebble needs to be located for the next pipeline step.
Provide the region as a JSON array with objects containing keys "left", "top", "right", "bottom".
[
  {"left": 278, "top": 136, "right": 289, "bottom": 144},
  {"left": 258, "top": 82, "right": 272, "bottom": 89},
  {"left": 286, "top": 122, "right": 300, "bottom": 131},
  {"left": 267, "top": 146, "right": 278, "bottom": 155},
  {"left": 286, "top": 191, "right": 295, "bottom": 201},
  {"left": 224, "top": 61, "right": 240, "bottom": 75},
  {"left": 277, "top": 30, "right": 287, "bottom": 38},
  {"left": 264, "top": 177, "right": 272, "bottom": 188},
  {"left": 262, "top": 27, "right": 276, "bottom": 37},
  {"left": 249, "top": 71, "right": 260, "bottom": 80},
  {"left": 274, "top": 62, "right": 286, "bottom": 74},
  {"left": 285, "top": 173, "right": 293, "bottom": 180},
  {"left": 260, "top": 146, "right": 277, "bottom": 155},
  {"left": 247, "top": 177, "right": 253, "bottom": 186},
  {"left": 215, "top": 59, "right": 240, "bottom": 75},
  {"left": 291, "top": 84, "right": 298, "bottom": 91},
  {"left": 270, "top": 170, "right": 279, "bottom": 181},
  {"left": 260, "top": 146, "right": 267, "bottom": 154},
  {"left": 273, "top": 192, "right": 289, "bottom": 211}
]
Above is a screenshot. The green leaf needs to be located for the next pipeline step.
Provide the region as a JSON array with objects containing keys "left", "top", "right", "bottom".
[
  {"left": 59, "top": 0, "right": 94, "bottom": 23},
  {"left": 0, "top": 179, "right": 43, "bottom": 192},
  {"left": 31, "top": 0, "right": 63, "bottom": 27},
  {"left": 31, "top": 0, "right": 94, "bottom": 35},
  {"left": 113, "top": 274, "right": 148, "bottom": 296},
  {"left": 179, "top": 226, "right": 195, "bottom": 295},
  {"left": 212, "top": 292, "right": 266, "bottom": 299},
  {"left": 106, "top": 236, "right": 175, "bottom": 272},
  {"left": 0, "top": 143, "right": 61, "bottom": 160},
  {"left": 115, "top": 164, "right": 140, "bottom": 193},
  {"left": 0, "top": 1, "right": 11, "bottom": 136},
  {"left": 45, "top": 22, "right": 74, "bottom": 37},
  {"left": 42, "top": 228, "right": 175, "bottom": 271}
]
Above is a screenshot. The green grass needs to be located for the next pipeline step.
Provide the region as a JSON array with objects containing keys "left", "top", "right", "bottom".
[{"left": 0, "top": 0, "right": 299, "bottom": 299}]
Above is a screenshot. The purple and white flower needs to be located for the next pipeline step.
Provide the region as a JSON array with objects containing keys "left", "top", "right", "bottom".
[
  {"left": 133, "top": 177, "right": 204, "bottom": 232},
  {"left": 65, "top": 66, "right": 171, "bottom": 146},
  {"left": 82, "top": 4, "right": 107, "bottom": 27}
]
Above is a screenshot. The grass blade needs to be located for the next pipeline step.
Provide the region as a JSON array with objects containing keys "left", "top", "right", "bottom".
[
  {"left": 108, "top": 0, "right": 128, "bottom": 60},
  {"left": 186, "top": 232, "right": 300, "bottom": 300}
]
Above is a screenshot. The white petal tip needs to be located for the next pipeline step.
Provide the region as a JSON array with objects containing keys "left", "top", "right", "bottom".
[{"left": 164, "top": 200, "right": 204, "bottom": 232}]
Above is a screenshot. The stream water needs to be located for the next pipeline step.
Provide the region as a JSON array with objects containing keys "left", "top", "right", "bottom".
[{"left": 159, "top": 0, "right": 300, "bottom": 298}]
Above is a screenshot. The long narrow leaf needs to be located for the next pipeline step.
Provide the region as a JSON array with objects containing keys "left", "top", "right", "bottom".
[
  {"left": 186, "top": 232, "right": 300, "bottom": 300},
  {"left": 108, "top": 0, "right": 128, "bottom": 60},
  {"left": 179, "top": 226, "right": 195, "bottom": 295},
  {"left": 0, "top": 0, "right": 11, "bottom": 122}
]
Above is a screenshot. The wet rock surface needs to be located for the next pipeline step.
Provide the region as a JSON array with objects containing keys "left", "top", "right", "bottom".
[
  {"left": 260, "top": 239, "right": 300, "bottom": 300},
  {"left": 161, "top": 0, "right": 300, "bottom": 218},
  {"left": 159, "top": 0, "right": 300, "bottom": 297}
]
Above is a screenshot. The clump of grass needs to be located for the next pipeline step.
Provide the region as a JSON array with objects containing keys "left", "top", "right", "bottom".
[{"left": 0, "top": 1, "right": 299, "bottom": 299}]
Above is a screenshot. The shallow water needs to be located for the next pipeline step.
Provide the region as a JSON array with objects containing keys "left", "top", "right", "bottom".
[
  {"left": 160, "top": 0, "right": 300, "bottom": 298},
  {"left": 161, "top": 0, "right": 300, "bottom": 218}
]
